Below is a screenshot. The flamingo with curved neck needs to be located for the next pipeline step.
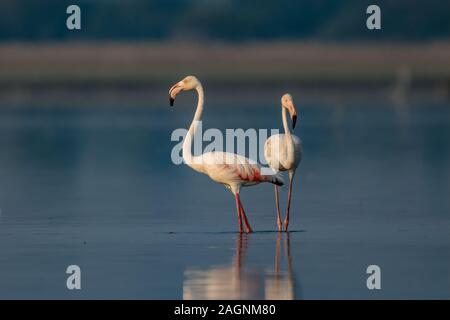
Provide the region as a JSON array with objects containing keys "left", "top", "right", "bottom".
[
  {"left": 264, "top": 93, "right": 302, "bottom": 232},
  {"left": 169, "top": 76, "right": 284, "bottom": 233}
]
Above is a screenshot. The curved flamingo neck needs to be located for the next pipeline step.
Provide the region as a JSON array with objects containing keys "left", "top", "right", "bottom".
[
  {"left": 183, "top": 84, "right": 204, "bottom": 170},
  {"left": 282, "top": 106, "right": 294, "bottom": 165}
]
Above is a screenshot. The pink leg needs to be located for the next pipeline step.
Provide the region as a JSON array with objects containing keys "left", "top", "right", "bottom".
[
  {"left": 234, "top": 193, "right": 243, "bottom": 233},
  {"left": 237, "top": 195, "right": 253, "bottom": 234},
  {"left": 283, "top": 176, "right": 294, "bottom": 232},
  {"left": 275, "top": 185, "right": 282, "bottom": 231}
]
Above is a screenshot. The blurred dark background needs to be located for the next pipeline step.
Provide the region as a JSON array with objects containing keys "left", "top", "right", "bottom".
[
  {"left": 0, "top": 0, "right": 449, "bottom": 42},
  {"left": 0, "top": 0, "right": 449, "bottom": 106}
]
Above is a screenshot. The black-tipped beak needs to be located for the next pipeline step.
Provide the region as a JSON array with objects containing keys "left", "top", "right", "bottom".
[
  {"left": 292, "top": 114, "right": 297, "bottom": 129},
  {"left": 169, "top": 82, "right": 183, "bottom": 107},
  {"left": 286, "top": 99, "right": 298, "bottom": 130}
]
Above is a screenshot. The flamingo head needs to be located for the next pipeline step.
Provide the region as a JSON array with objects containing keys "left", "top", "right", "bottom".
[
  {"left": 281, "top": 93, "right": 298, "bottom": 129},
  {"left": 169, "top": 76, "right": 200, "bottom": 106}
]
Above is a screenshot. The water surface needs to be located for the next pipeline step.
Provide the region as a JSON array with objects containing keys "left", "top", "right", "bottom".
[{"left": 0, "top": 99, "right": 449, "bottom": 299}]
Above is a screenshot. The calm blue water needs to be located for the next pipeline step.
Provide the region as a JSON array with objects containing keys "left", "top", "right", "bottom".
[{"left": 0, "top": 100, "right": 449, "bottom": 299}]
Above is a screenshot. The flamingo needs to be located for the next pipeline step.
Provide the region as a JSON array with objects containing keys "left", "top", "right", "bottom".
[
  {"left": 169, "top": 76, "right": 284, "bottom": 233},
  {"left": 264, "top": 94, "right": 302, "bottom": 232}
]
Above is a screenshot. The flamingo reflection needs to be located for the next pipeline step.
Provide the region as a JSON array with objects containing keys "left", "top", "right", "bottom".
[
  {"left": 183, "top": 233, "right": 296, "bottom": 300},
  {"left": 264, "top": 233, "right": 294, "bottom": 299}
]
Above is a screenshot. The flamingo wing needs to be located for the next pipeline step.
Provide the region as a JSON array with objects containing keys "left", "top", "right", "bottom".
[{"left": 199, "top": 151, "right": 273, "bottom": 187}]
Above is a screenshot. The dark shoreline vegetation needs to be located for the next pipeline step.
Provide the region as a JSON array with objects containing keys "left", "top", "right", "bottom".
[
  {"left": 0, "top": 42, "right": 449, "bottom": 106},
  {"left": 1, "top": 43, "right": 449, "bottom": 85}
]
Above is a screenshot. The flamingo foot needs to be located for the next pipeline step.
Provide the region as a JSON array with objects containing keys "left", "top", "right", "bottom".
[
  {"left": 241, "top": 205, "right": 253, "bottom": 233},
  {"left": 245, "top": 223, "right": 253, "bottom": 234},
  {"left": 234, "top": 193, "right": 244, "bottom": 233},
  {"left": 277, "top": 216, "right": 283, "bottom": 232},
  {"left": 277, "top": 222, "right": 282, "bottom": 232},
  {"left": 283, "top": 218, "right": 289, "bottom": 232},
  {"left": 275, "top": 185, "right": 282, "bottom": 232},
  {"left": 284, "top": 175, "right": 294, "bottom": 232},
  {"left": 238, "top": 196, "right": 253, "bottom": 233}
]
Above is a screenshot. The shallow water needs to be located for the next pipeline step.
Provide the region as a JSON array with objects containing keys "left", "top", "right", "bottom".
[{"left": 0, "top": 100, "right": 449, "bottom": 299}]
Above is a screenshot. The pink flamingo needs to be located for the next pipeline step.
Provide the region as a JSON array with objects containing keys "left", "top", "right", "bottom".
[
  {"left": 169, "top": 76, "right": 284, "bottom": 233},
  {"left": 264, "top": 94, "right": 302, "bottom": 232}
]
